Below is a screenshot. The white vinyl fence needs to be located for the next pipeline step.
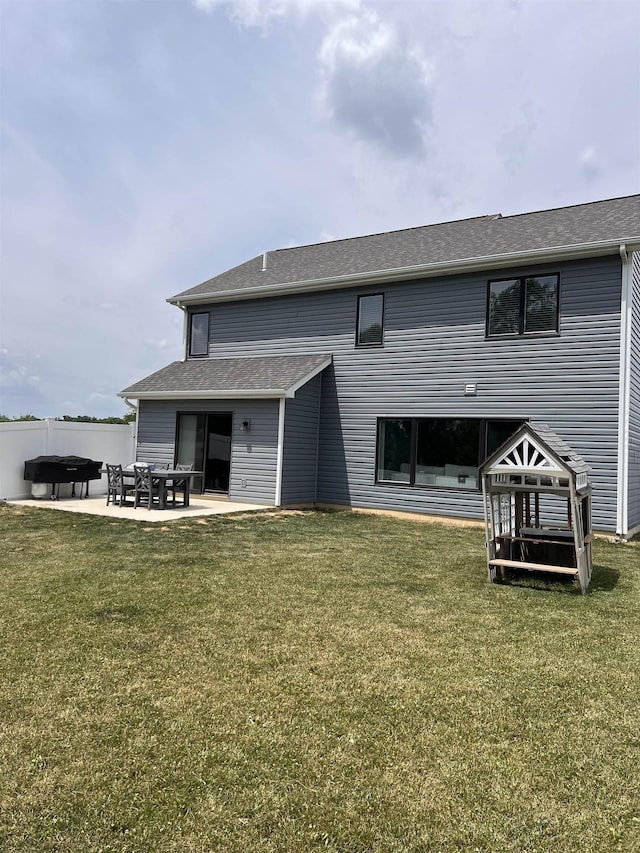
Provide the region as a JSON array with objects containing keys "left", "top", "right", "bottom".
[{"left": 0, "top": 420, "right": 136, "bottom": 500}]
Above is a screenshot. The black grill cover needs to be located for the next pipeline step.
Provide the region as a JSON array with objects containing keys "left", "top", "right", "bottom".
[{"left": 23, "top": 456, "right": 103, "bottom": 484}]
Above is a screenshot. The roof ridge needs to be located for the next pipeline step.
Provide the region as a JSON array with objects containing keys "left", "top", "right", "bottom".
[
  {"left": 492, "top": 193, "right": 640, "bottom": 223},
  {"left": 266, "top": 194, "right": 640, "bottom": 257},
  {"left": 268, "top": 214, "right": 495, "bottom": 256}
]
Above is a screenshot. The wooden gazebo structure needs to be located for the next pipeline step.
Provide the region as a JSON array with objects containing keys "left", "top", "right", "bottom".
[{"left": 480, "top": 422, "right": 593, "bottom": 593}]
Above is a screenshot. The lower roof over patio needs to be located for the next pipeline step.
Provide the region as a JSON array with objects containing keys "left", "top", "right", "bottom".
[{"left": 119, "top": 354, "right": 333, "bottom": 401}]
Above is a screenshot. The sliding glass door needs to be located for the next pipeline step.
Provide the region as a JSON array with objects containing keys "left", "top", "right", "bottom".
[{"left": 176, "top": 412, "right": 232, "bottom": 494}]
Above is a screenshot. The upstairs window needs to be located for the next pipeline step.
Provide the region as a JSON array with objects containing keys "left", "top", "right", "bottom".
[
  {"left": 487, "top": 274, "right": 559, "bottom": 337},
  {"left": 356, "top": 294, "right": 384, "bottom": 346},
  {"left": 189, "top": 312, "right": 209, "bottom": 356}
]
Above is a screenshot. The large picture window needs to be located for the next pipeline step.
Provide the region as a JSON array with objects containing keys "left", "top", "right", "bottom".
[
  {"left": 487, "top": 275, "right": 559, "bottom": 337},
  {"left": 376, "top": 418, "right": 522, "bottom": 490},
  {"left": 356, "top": 294, "right": 384, "bottom": 346},
  {"left": 189, "top": 312, "right": 209, "bottom": 357}
]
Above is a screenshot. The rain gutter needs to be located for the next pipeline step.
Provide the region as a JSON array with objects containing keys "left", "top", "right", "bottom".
[
  {"left": 117, "top": 389, "right": 291, "bottom": 401},
  {"left": 167, "top": 237, "right": 640, "bottom": 306}
]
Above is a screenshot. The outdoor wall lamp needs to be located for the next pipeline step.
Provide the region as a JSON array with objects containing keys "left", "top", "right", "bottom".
[{"left": 241, "top": 420, "right": 251, "bottom": 432}]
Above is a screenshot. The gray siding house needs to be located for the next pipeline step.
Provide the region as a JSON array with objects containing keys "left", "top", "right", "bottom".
[{"left": 120, "top": 195, "right": 640, "bottom": 536}]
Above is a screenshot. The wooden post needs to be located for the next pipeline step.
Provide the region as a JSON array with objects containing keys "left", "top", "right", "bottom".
[
  {"left": 482, "top": 475, "right": 496, "bottom": 583},
  {"left": 569, "top": 478, "right": 587, "bottom": 593}
]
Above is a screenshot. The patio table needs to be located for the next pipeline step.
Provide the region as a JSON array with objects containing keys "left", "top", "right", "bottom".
[
  {"left": 149, "top": 469, "right": 202, "bottom": 509},
  {"left": 117, "top": 468, "right": 202, "bottom": 510}
]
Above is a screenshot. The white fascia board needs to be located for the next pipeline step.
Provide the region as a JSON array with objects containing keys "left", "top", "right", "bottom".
[
  {"left": 284, "top": 356, "right": 333, "bottom": 397},
  {"left": 117, "top": 389, "right": 287, "bottom": 400},
  {"left": 167, "top": 237, "right": 640, "bottom": 307}
]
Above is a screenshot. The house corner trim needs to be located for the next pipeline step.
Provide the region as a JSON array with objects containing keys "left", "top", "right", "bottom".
[
  {"left": 616, "top": 244, "right": 633, "bottom": 536},
  {"left": 274, "top": 397, "right": 286, "bottom": 506}
]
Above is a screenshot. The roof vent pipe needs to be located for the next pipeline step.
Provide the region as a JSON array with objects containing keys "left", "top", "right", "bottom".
[{"left": 261, "top": 252, "right": 268, "bottom": 272}]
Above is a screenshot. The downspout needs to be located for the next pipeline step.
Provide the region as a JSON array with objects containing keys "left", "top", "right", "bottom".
[
  {"left": 176, "top": 301, "right": 188, "bottom": 361},
  {"left": 274, "top": 397, "right": 285, "bottom": 506},
  {"left": 314, "top": 376, "right": 322, "bottom": 504},
  {"left": 616, "top": 244, "right": 632, "bottom": 536},
  {"left": 123, "top": 397, "right": 139, "bottom": 463}
]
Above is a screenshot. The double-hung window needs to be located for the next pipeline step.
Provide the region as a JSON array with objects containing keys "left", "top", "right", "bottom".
[
  {"left": 189, "top": 312, "right": 209, "bottom": 357},
  {"left": 376, "top": 418, "right": 522, "bottom": 490},
  {"left": 356, "top": 294, "right": 384, "bottom": 346},
  {"left": 487, "top": 274, "right": 559, "bottom": 337}
]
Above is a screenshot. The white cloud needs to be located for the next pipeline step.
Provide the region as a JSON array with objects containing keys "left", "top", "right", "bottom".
[
  {"left": 194, "top": 0, "right": 357, "bottom": 29},
  {"left": 0, "top": 365, "right": 41, "bottom": 389},
  {"left": 578, "top": 146, "right": 603, "bottom": 183},
  {"left": 496, "top": 102, "right": 537, "bottom": 175},
  {"left": 0, "top": 351, "right": 44, "bottom": 416},
  {"left": 143, "top": 338, "right": 171, "bottom": 351},
  {"left": 318, "top": 8, "right": 432, "bottom": 158},
  {"left": 194, "top": 0, "right": 433, "bottom": 158},
  {"left": 88, "top": 392, "right": 115, "bottom": 403},
  {"left": 1, "top": 0, "right": 638, "bottom": 420}
]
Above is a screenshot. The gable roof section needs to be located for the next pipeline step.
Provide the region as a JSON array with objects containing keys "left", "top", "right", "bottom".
[
  {"left": 170, "top": 195, "right": 640, "bottom": 305},
  {"left": 481, "top": 421, "right": 591, "bottom": 478},
  {"left": 119, "top": 354, "right": 332, "bottom": 400}
]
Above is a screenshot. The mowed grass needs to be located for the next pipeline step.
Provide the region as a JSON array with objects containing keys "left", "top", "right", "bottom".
[{"left": 0, "top": 505, "right": 639, "bottom": 853}]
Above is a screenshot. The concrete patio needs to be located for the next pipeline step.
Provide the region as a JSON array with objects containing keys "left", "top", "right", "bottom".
[{"left": 9, "top": 495, "right": 272, "bottom": 523}]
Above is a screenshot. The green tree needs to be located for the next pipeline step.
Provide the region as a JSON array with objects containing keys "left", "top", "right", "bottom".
[
  {"left": 0, "top": 413, "right": 41, "bottom": 422},
  {"left": 61, "top": 414, "right": 136, "bottom": 424}
]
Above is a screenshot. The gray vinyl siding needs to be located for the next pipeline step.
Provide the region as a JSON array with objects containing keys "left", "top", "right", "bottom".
[
  {"left": 628, "top": 251, "right": 640, "bottom": 531},
  {"left": 136, "top": 398, "right": 278, "bottom": 504},
  {"left": 316, "top": 258, "right": 622, "bottom": 530},
  {"left": 181, "top": 255, "right": 623, "bottom": 530},
  {"left": 281, "top": 373, "right": 322, "bottom": 504}
]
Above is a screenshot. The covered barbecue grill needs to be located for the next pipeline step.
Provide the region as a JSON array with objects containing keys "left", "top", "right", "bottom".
[{"left": 23, "top": 455, "right": 103, "bottom": 499}]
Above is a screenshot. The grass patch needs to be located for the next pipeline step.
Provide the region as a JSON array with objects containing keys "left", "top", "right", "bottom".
[{"left": 0, "top": 504, "right": 639, "bottom": 852}]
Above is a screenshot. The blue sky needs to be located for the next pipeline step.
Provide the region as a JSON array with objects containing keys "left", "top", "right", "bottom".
[{"left": 1, "top": 0, "right": 638, "bottom": 418}]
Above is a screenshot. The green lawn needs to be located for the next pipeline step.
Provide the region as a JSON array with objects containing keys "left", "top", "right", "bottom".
[{"left": 1, "top": 504, "right": 639, "bottom": 853}]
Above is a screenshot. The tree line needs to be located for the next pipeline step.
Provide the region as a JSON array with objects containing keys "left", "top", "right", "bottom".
[{"left": 0, "top": 413, "right": 136, "bottom": 424}]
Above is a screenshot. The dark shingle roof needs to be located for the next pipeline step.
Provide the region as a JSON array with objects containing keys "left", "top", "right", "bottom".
[
  {"left": 119, "top": 354, "right": 331, "bottom": 399},
  {"left": 171, "top": 195, "right": 640, "bottom": 303},
  {"left": 528, "top": 422, "right": 591, "bottom": 476},
  {"left": 482, "top": 421, "right": 591, "bottom": 477}
]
